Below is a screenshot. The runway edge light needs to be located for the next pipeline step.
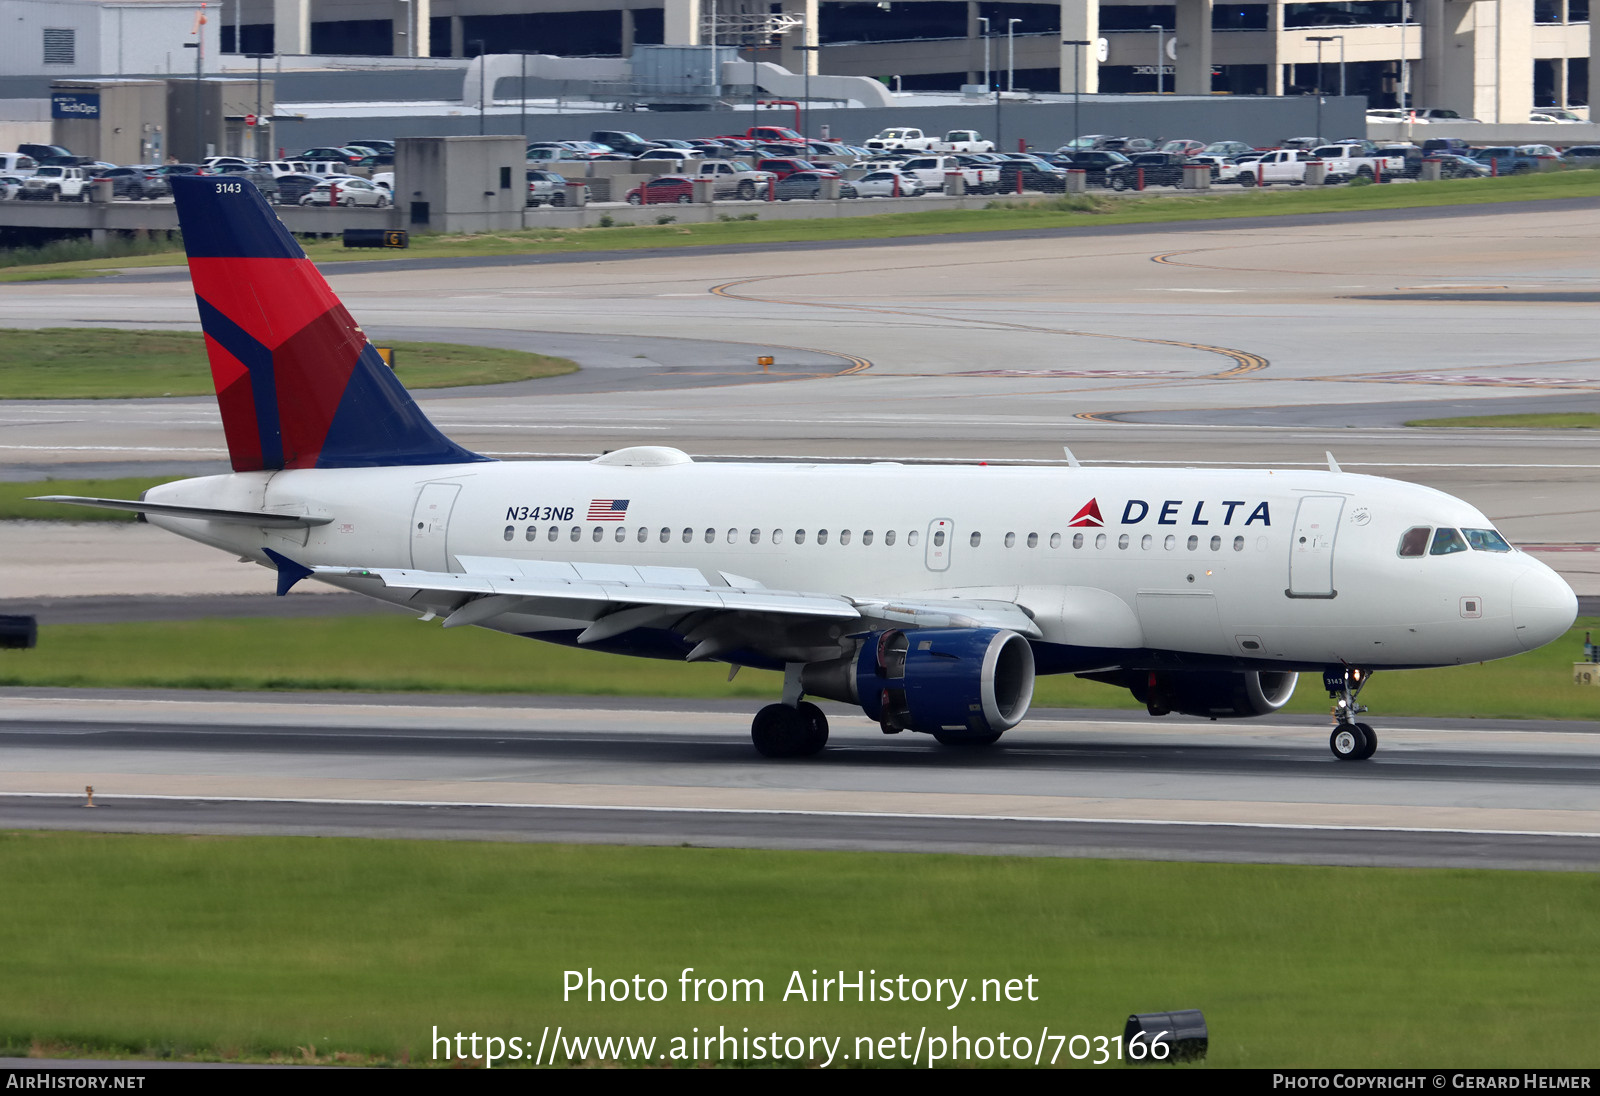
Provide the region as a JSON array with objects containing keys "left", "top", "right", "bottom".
[{"left": 1122, "top": 1009, "right": 1207, "bottom": 1063}]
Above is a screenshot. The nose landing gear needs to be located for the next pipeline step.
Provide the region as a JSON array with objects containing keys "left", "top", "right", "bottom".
[{"left": 1324, "top": 667, "right": 1377, "bottom": 761}]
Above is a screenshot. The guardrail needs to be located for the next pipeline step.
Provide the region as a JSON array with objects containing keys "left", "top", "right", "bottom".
[{"left": 0, "top": 199, "right": 397, "bottom": 242}]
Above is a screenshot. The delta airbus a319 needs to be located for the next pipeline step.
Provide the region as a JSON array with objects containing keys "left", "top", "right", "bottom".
[{"left": 39, "top": 177, "right": 1578, "bottom": 760}]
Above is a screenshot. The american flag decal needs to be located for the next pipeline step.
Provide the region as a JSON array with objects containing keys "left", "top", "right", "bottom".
[{"left": 587, "top": 499, "right": 630, "bottom": 521}]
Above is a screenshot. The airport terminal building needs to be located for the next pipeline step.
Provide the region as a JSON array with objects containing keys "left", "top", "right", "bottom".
[{"left": 180, "top": 0, "right": 1591, "bottom": 123}]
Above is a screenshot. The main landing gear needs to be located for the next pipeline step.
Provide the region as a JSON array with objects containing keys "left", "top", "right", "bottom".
[
  {"left": 1324, "top": 667, "right": 1377, "bottom": 761},
  {"left": 750, "top": 665, "right": 829, "bottom": 758}
]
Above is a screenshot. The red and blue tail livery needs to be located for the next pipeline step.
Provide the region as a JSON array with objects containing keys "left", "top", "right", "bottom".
[{"left": 172, "top": 175, "right": 486, "bottom": 472}]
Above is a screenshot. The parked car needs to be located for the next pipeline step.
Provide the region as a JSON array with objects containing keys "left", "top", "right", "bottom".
[
  {"left": 0, "top": 153, "right": 39, "bottom": 175},
  {"left": 1200, "top": 141, "right": 1254, "bottom": 158},
  {"left": 1471, "top": 146, "right": 1546, "bottom": 174},
  {"left": 16, "top": 143, "right": 72, "bottom": 162},
  {"left": 690, "top": 159, "right": 775, "bottom": 199},
  {"left": 1410, "top": 107, "right": 1481, "bottom": 122},
  {"left": 0, "top": 174, "right": 27, "bottom": 199},
  {"left": 300, "top": 177, "right": 389, "bottom": 207},
  {"left": 1428, "top": 152, "right": 1491, "bottom": 178},
  {"left": 273, "top": 173, "right": 321, "bottom": 204},
  {"left": 624, "top": 176, "right": 695, "bottom": 204},
  {"left": 852, "top": 169, "right": 925, "bottom": 197},
  {"left": 1560, "top": 145, "right": 1600, "bottom": 165},
  {"left": 202, "top": 156, "right": 257, "bottom": 171},
  {"left": 347, "top": 139, "right": 396, "bottom": 154},
  {"left": 754, "top": 158, "right": 835, "bottom": 180},
  {"left": 1529, "top": 108, "right": 1585, "bottom": 123},
  {"left": 1106, "top": 152, "right": 1188, "bottom": 190},
  {"left": 526, "top": 169, "right": 569, "bottom": 206},
  {"left": 993, "top": 161, "right": 1069, "bottom": 193},
  {"left": 20, "top": 165, "right": 89, "bottom": 200},
  {"left": 773, "top": 171, "right": 857, "bottom": 200},
  {"left": 299, "top": 146, "right": 368, "bottom": 166},
  {"left": 89, "top": 166, "right": 158, "bottom": 199},
  {"left": 1158, "top": 139, "right": 1206, "bottom": 157},
  {"left": 1052, "top": 150, "right": 1131, "bottom": 186}
]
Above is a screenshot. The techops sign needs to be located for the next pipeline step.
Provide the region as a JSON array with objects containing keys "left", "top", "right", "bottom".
[{"left": 51, "top": 93, "right": 100, "bottom": 119}]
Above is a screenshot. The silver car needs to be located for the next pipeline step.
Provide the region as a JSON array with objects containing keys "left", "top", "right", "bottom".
[{"left": 300, "top": 177, "right": 390, "bottom": 207}]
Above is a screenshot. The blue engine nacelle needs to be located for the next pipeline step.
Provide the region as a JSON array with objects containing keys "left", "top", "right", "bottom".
[{"left": 854, "top": 628, "right": 1036, "bottom": 737}]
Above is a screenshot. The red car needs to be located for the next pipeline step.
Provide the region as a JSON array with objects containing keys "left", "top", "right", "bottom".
[
  {"left": 754, "top": 158, "right": 837, "bottom": 180},
  {"left": 624, "top": 175, "right": 694, "bottom": 205}
]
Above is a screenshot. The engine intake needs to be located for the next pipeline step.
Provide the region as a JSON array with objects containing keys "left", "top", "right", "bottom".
[
  {"left": 1125, "top": 669, "right": 1299, "bottom": 719},
  {"left": 848, "top": 628, "right": 1036, "bottom": 737}
]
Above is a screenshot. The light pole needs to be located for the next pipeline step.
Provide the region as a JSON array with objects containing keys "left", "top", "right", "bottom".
[
  {"left": 1306, "top": 36, "right": 1331, "bottom": 138},
  {"left": 1150, "top": 25, "right": 1164, "bottom": 95},
  {"left": 1006, "top": 17, "right": 1021, "bottom": 92},
  {"left": 246, "top": 52, "right": 272, "bottom": 160},
  {"left": 471, "top": 40, "right": 486, "bottom": 133},
  {"left": 1063, "top": 38, "right": 1089, "bottom": 150},
  {"left": 1399, "top": 0, "right": 1409, "bottom": 110},
  {"left": 977, "top": 16, "right": 990, "bottom": 91},
  {"left": 794, "top": 43, "right": 821, "bottom": 140},
  {"left": 1326, "top": 33, "right": 1345, "bottom": 97}
]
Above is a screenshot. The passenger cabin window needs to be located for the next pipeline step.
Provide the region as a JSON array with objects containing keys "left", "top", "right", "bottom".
[
  {"left": 884, "top": 530, "right": 895, "bottom": 546},
  {"left": 749, "top": 528, "right": 761, "bottom": 544},
  {"left": 592, "top": 526, "right": 604, "bottom": 542},
  {"left": 840, "top": 530, "right": 852, "bottom": 545},
  {"left": 503, "top": 525, "right": 514, "bottom": 541},
  {"left": 660, "top": 527, "right": 671, "bottom": 543},
  {"left": 638, "top": 527, "right": 649, "bottom": 542},
  {"left": 526, "top": 526, "right": 537, "bottom": 542},
  {"left": 907, "top": 530, "right": 919, "bottom": 547},
  {"left": 1050, "top": 533, "right": 1061, "bottom": 548},
  {"left": 549, "top": 527, "right": 560, "bottom": 542},
  {"left": 615, "top": 527, "right": 626, "bottom": 542},
  {"left": 1430, "top": 527, "right": 1469, "bottom": 555},
  {"left": 1027, "top": 532, "right": 1038, "bottom": 548},
  {"left": 795, "top": 530, "right": 806, "bottom": 545},
  {"left": 1004, "top": 532, "right": 1016, "bottom": 548},
  {"left": 1397, "top": 526, "right": 1430, "bottom": 557},
  {"left": 681, "top": 528, "right": 692, "bottom": 543},
  {"left": 929, "top": 529, "right": 939, "bottom": 547},
  {"left": 1465, "top": 528, "right": 1513, "bottom": 552},
  {"left": 818, "top": 530, "right": 830, "bottom": 545},
  {"left": 569, "top": 526, "right": 581, "bottom": 542},
  {"left": 863, "top": 530, "right": 875, "bottom": 545},
  {"left": 1073, "top": 533, "right": 1084, "bottom": 549}
]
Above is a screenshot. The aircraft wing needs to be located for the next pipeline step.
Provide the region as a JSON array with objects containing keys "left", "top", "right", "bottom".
[{"left": 307, "top": 553, "right": 1040, "bottom": 659}]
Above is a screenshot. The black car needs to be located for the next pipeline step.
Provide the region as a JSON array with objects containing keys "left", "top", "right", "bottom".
[
  {"left": 273, "top": 173, "right": 321, "bottom": 204},
  {"left": 993, "top": 162, "right": 1069, "bottom": 193},
  {"left": 1052, "top": 150, "right": 1132, "bottom": 186},
  {"left": 772, "top": 171, "right": 857, "bottom": 200},
  {"left": 1106, "top": 152, "right": 1188, "bottom": 190}
]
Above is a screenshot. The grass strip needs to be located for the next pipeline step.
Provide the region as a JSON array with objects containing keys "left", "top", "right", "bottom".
[
  {"left": 0, "top": 478, "right": 176, "bottom": 522},
  {"left": 3, "top": 615, "right": 1596, "bottom": 720},
  {"left": 1406, "top": 413, "right": 1600, "bottom": 429},
  {"left": 1, "top": 833, "right": 1597, "bottom": 1067},
  {"left": 4, "top": 171, "right": 1596, "bottom": 283},
  {"left": 0, "top": 328, "right": 575, "bottom": 399}
]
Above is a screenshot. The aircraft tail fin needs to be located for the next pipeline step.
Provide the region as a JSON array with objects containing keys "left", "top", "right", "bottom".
[{"left": 171, "top": 175, "right": 486, "bottom": 473}]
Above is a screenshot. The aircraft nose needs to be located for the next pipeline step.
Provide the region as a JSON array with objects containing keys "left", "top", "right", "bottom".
[{"left": 1512, "top": 565, "right": 1578, "bottom": 652}]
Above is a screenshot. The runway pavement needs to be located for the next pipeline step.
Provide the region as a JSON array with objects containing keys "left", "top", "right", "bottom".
[{"left": 2, "top": 691, "right": 1598, "bottom": 869}]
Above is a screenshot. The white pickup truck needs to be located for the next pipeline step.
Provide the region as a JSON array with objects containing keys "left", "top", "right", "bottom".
[
  {"left": 863, "top": 128, "right": 940, "bottom": 153},
  {"left": 1236, "top": 149, "right": 1322, "bottom": 186},
  {"left": 929, "top": 129, "right": 996, "bottom": 153},
  {"left": 1309, "top": 144, "right": 1404, "bottom": 182},
  {"left": 21, "top": 165, "right": 89, "bottom": 201},
  {"left": 896, "top": 154, "right": 1001, "bottom": 193}
]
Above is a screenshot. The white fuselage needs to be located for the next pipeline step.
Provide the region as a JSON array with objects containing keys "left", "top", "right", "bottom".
[{"left": 144, "top": 456, "right": 1577, "bottom": 673}]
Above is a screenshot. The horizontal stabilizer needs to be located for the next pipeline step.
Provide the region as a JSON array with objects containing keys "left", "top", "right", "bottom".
[{"left": 30, "top": 496, "right": 332, "bottom": 528}]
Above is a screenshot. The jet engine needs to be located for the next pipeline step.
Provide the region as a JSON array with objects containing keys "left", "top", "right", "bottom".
[
  {"left": 1118, "top": 669, "right": 1299, "bottom": 719},
  {"left": 802, "top": 628, "right": 1036, "bottom": 738}
]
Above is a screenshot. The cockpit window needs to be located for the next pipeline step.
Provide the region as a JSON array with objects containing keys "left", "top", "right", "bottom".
[
  {"left": 1429, "top": 527, "right": 1469, "bottom": 555},
  {"left": 1464, "top": 528, "right": 1513, "bottom": 552},
  {"left": 1397, "top": 526, "right": 1430, "bottom": 557}
]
